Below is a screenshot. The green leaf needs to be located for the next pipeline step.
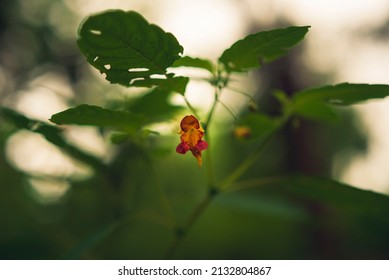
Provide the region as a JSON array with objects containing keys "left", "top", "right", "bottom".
[
  {"left": 130, "top": 76, "right": 189, "bottom": 94},
  {"left": 128, "top": 88, "right": 183, "bottom": 121},
  {"left": 50, "top": 104, "right": 145, "bottom": 133},
  {"left": 273, "top": 90, "right": 290, "bottom": 107},
  {"left": 227, "top": 175, "right": 389, "bottom": 222},
  {"left": 77, "top": 10, "right": 183, "bottom": 86},
  {"left": 219, "top": 26, "right": 310, "bottom": 72},
  {"left": 267, "top": 175, "right": 389, "bottom": 218},
  {"left": 294, "top": 83, "right": 389, "bottom": 106},
  {"left": 292, "top": 83, "right": 389, "bottom": 122},
  {"left": 216, "top": 192, "right": 308, "bottom": 221},
  {"left": 0, "top": 107, "right": 103, "bottom": 168},
  {"left": 110, "top": 132, "right": 129, "bottom": 145},
  {"left": 234, "top": 113, "right": 280, "bottom": 140},
  {"left": 293, "top": 101, "right": 340, "bottom": 123},
  {"left": 172, "top": 56, "right": 214, "bottom": 73}
]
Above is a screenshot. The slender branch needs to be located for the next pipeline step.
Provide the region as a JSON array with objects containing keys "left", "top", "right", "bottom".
[
  {"left": 165, "top": 193, "right": 213, "bottom": 259},
  {"left": 182, "top": 95, "right": 200, "bottom": 119},
  {"left": 218, "top": 99, "right": 237, "bottom": 121},
  {"left": 199, "top": 85, "right": 220, "bottom": 187},
  {"left": 218, "top": 130, "right": 276, "bottom": 190},
  {"left": 204, "top": 132, "right": 214, "bottom": 187},
  {"left": 227, "top": 85, "right": 256, "bottom": 102},
  {"left": 204, "top": 86, "right": 220, "bottom": 130}
]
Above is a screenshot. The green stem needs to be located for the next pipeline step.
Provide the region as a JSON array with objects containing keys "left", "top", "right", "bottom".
[
  {"left": 165, "top": 193, "right": 213, "bottom": 259},
  {"left": 218, "top": 99, "right": 237, "bottom": 121},
  {"left": 227, "top": 86, "right": 256, "bottom": 103},
  {"left": 204, "top": 132, "right": 214, "bottom": 187},
  {"left": 218, "top": 128, "right": 279, "bottom": 191},
  {"left": 183, "top": 95, "right": 200, "bottom": 119},
  {"left": 204, "top": 86, "right": 220, "bottom": 130},
  {"left": 203, "top": 84, "right": 223, "bottom": 187},
  {"left": 218, "top": 112, "right": 291, "bottom": 191}
]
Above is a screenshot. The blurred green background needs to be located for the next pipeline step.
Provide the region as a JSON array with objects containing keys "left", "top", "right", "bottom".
[{"left": 1, "top": 0, "right": 389, "bottom": 259}]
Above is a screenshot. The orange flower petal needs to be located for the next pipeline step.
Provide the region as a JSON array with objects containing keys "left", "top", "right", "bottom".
[
  {"left": 180, "top": 127, "right": 203, "bottom": 147},
  {"left": 180, "top": 115, "right": 200, "bottom": 131}
]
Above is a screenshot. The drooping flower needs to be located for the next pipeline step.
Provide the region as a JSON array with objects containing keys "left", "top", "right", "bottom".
[{"left": 176, "top": 115, "right": 208, "bottom": 167}]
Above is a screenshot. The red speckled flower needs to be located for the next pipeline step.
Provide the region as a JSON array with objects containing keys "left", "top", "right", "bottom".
[{"left": 176, "top": 115, "right": 208, "bottom": 167}]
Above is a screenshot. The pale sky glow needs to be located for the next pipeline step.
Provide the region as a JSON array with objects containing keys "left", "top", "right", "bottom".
[
  {"left": 283, "top": 0, "right": 388, "bottom": 29},
  {"left": 6, "top": 0, "right": 389, "bottom": 194},
  {"left": 160, "top": 0, "right": 246, "bottom": 59}
]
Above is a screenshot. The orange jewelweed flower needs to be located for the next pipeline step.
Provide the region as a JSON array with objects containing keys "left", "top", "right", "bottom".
[{"left": 176, "top": 115, "right": 208, "bottom": 167}]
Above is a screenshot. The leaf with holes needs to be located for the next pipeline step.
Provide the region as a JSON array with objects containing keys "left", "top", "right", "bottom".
[
  {"left": 219, "top": 26, "right": 310, "bottom": 72},
  {"left": 77, "top": 10, "right": 183, "bottom": 86}
]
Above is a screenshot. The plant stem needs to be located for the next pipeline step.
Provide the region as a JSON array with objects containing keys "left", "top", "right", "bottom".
[
  {"left": 205, "top": 133, "right": 215, "bottom": 187},
  {"left": 203, "top": 84, "right": 223, "bottom": 188},
  {"left": 227, "top": 86, "right": 256, "bottom": 102},
  {"left": 218, "top": 99, "right": 237, "bottom": 121},
  {"left": 183, "top": 95, "right": 200, "bottom": 119},
  {"left": 218, "top": 130, "right": 276, "bottom": 190},
  {"left": 165, "top": 193, "right": 213, "bottom": 259},
  {"left": 204, "top": 86, "right": 220, "bottom": 131}
]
